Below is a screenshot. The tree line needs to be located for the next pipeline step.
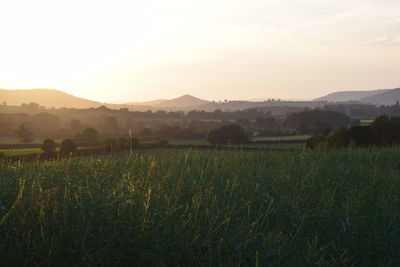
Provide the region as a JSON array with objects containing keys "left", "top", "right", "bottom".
[
  {"left": 307, "top": 115, "right": 400, "bottom": 148},
  {"left": 4, "top": 108, "right": 356, "bottom": 145}
]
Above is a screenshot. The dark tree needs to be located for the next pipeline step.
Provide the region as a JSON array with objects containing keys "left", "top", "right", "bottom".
[
  {"left": 286, "top": 110, "right": 351, "bottom": 133},
  {"left": 32, "top": 113, "right": 61, "bottom": 131},
  {"left": 105, "top": 137, "right": 140, "bottom": 150},
  {"left": 323, "top": 125, "right": 375, "bottom": 148},
  {"left": 308, "top": 116, "right": 400, "bottom": 149},
  {"left": 60, "top": 139, "right": 77, "bottom": 154},
  {"left": 347, "top": 126, "right": 375, "bottom": 147},
  {"left": 103, "top": 116, "right": 119, "bottom": 133},
  {"left": 370, "top": 115, "right": 400, "bottom": 145},
  {"left": 0, "top": 121, "right": 12, "bottom": 136},
  {"left": 117, "top": 137, "right": 128, "bottom": 149},
  {"left": 207, "top": 124, "right": 250, "bottom": 145},
  {"left": 130, "top": 137, "right": 140, "bottom": 149},
  {"left": 157, "top": 139, "right": 169, "bottom": 147},
  {"left": 15, "top": 124, "right": 34, "bottom": 143},
  {"left": 41, "top": 139, "right": 57, "bottom": 153},
  {"left": 139, "top": 128, "right": 152, "bottom": 137},
  {"left": 104, "top": 138, "right": 118, "bottom": 150},
  {"left": 70, "top": 119, "right": 83, "bottom": 134},
  {"left": 75, "top": 128, "right": 99, "bottom": 143}
]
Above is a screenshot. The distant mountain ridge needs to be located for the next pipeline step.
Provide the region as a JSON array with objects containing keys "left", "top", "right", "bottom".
[
  {"left": 126, "top": 95, "right": 209, "bottom": 108},
  {"left": 0, "top": 88, "right": 102, "bottom": 108},
  {"left": 314, "top": 89, "right": 389, "bottom": 102},
  {"left": 154, "top": 95, "right": 209, "bottom": 108},
  {"left": 0, "top": 89, "right": 210, "bottom": 109},
  {"left": 315, "top": 87, "right": 400, "bottom": 105},
  {"left": 361, "top": 88, "right": 400, "bottom": 105},
  {"left": 125, "top": 99, "right": 167, "bottom": 106},
  {"left": 2, "top": 87, "right": 400, "bottom": 111}
]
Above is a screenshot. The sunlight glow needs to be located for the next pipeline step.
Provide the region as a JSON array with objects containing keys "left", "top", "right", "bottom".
[{"left": 0, "top": 0, "right": 399, "bottom": 102}]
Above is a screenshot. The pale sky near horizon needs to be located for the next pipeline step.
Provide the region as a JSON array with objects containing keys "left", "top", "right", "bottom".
[{"left": 0, "top": 0, "right": 399, "bottom": 103}]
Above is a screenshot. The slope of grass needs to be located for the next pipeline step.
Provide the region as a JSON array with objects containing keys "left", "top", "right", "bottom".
[{"left": 0, "top": 148, "right": 399, "bottom": 265}]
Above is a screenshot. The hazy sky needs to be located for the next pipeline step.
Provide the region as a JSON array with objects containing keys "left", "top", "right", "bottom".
[{"left": 0, "top": 0, "right": 399, "bottom": 102}]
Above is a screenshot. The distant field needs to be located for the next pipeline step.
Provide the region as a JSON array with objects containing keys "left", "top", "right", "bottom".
[
  {"left": 360, "top": 119, "right": 374, "bottom": 126},
  {"left": 168, "top": 136, "right": 309, "bottom": 146},
  {"left": 251, "top": 135, "right": 309, "bottom": 142},
  {"left": 168, "top": 139, "right": 208, "bottom": 145},
  {"left": 0, "top": 137, "right": 62, "bottom": 144},
  {"left": 0, "top": 148, "right": 42, "bottom": 156},
  {"left": 0, "top": 147, "right": 97, "bottom": 157},
  {"left": 0, "top": 148, "right": 399, "bottom": 265},
  {"left": 240, "top": 143, "right": 305, "bottom": 149}
]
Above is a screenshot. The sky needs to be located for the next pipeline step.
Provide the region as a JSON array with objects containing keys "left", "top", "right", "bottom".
[{"left": 0, "top": 0, "right": 399, "bottom": 103}]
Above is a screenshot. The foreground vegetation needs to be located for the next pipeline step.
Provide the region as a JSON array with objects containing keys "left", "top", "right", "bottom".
[{"left": 0, "top": 148, "right": 399, "bottom": 265}]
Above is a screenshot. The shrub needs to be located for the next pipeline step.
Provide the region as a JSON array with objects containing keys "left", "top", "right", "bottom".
[
  {"left": 60, "top": 139, "right": 77, "bottom": 154},
  {"left": 286, "top": 110, "right": 351, "bottom": 130},
  {"left": 117, "top": 138, "right": 128, "bottom": 149},
  {"left": 157, "top": 139, "right": 169, "bottom": 147},
  {"left": 104, "top": 138, "right": 118, "bottom": 150},
  {"left": 15, "top": 124, "right": 34, "bottom": 143},
  {"left": 207, "top": 124, "right": 250, "bottom": 145},
  {"left": 308, "top": 116, "right": 400, "bottom": 149},
  {"left": 75, "top": 128, "right": 99, "bottom": 143},
  {"left": 105, "top": 137, "right": 140, "bottom": 150},
  {"left": 305, "top": 135, "right": 325, "bottom": 149},
  {"left": 130, "top": 137, "right": 140, "bottom": 149},
  {"left": 370, "top": 115, "right": 400, "bottom": 146},
  {"left": 41, "top": 139, "right": 57, "bottom": 153}
]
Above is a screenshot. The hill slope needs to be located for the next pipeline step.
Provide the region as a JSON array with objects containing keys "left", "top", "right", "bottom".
[
  {"left": 0, "top": 89, "right": 102, "bottom": 108},
  {"left": 154, "top": 95, "right": 209, "bottom": 108},
  {"left": 315, "top": 89, "right": 388, "bottom": 102},
  {"left": 361, "top": 88, "right": 400, "bottom": 105},
  {"left": 125, "top": 99, "right": 167, "bottom": 106}
]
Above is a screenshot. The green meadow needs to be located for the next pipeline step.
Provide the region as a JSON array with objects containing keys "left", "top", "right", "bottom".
[
  {"left": 0, "top": 148, "right": 42, "bottom": 156},
  {"left": 0, "top": 148, "right": 399, "bottom": 266}
]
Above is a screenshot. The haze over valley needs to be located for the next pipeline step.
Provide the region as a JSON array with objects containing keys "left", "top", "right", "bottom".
[
  {"left": 1, "top": 1, "right": 400, "bottom": 265},
  {"left": 2, "top": 86, "right": 400, "bottom": 111}
]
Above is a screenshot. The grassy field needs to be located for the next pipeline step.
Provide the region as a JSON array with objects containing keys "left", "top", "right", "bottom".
[
  {"left": 0, "top": 137, "right": 64, "bottom": 144},
  {"left": 251, "top": 135, "right": 309, "bottom": 142},
  {"left": 0, "top": 148, "right": 42, "bottom": 156},
  {"left": 360, "top": 119, "right": 374, "bottom": 126},
  {"left": 239, "top": 142, "right": 305, "bottom": 150},
  {"left": 168, "top": 139, "right": 208, "bottom": 145},
  {"left": 168, "top": 136, "right": 309, "bottom": 146},
  {"left": 0, "top": 148, "right": 399, "bottom": 265}
]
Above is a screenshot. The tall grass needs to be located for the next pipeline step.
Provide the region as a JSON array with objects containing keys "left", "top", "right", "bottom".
[{"left": 0, "top": 148, "right": 399, "bottom": 266}]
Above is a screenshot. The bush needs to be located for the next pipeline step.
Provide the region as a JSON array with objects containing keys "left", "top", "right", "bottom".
[
  {"left": 75, "top": 128, "right": 99, "bottom": 143},
  {"left": 60, "top": 139, "right": 77, "bottom": 154},
  {"left": 207, "top": 124, "right": 250, "bottom": 145},
  {"left": 130, "top": 137, "right": 140, "bottom": 149},
  {"left": 308, "top": 116, "right": 400, "bottom": 149},
  {"left": 370, "top": 115, "right": 400, "bottom": 145},
  {"left": 305, "top": 135, "right": 325, "bottom": 149},
  {"left": 41, "top": 139, "right": 57, "bottom": 153},
  {"left": 15, "top": 124, "right": 34, "bottom": 143},
  {"left": 104, "top": 137, "right": 140, "bottom": 150},
  {"left": 104, "top": 138, "right": 118, "bottom": 150},
  {"left": 347, "top": 126, "right": 375, "bottom": 147},
  {"left": 287, "top": 110, "right": 351, "bottom": 135},
  {"left": 157, "top": 139, "right": 169, "bottom": 147},
  {"left": 117, "top": 138, "right": 129, "bottom": 149}
]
